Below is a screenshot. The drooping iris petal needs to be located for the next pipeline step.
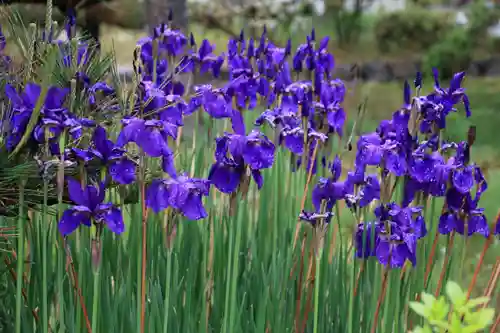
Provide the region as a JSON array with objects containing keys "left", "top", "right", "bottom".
[
  {"left": 146, "top": 180, "right": 170, "bottom": 213},
  {"left": 58, "top": 209, "right": 91, "bottom": 236},
  {"left": 136, "top": 127, "right": 169, "bottom": 157},
  {"left": 159, "top": 153, "right": 176, "bottom": 179},
  {"left": 208, "top": 162, "right": 243, "bottom": 194},
  {"left": 456, "top": 213, "right": 489, "bottom": 237},
  {"left": 438, "top": 213, "right": 458, "bottom": 235},
  {"left": 110, "top": 159, "right": 136, "bottom": 185},
  {"left": 101, "top": 206, "right": 125, "bottom": 234},
  {"left": 182, "top": 194, "right": 208, "bottom": 220}
]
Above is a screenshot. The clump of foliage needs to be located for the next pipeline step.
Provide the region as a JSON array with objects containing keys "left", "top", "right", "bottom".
[
  {"left": 374, "top": 7, "right": 452, "bottom": 53},
  {"left": 410, "top": 281, "right": 495, "bottom": 333},
  {"left": 424, "top": 0, "right": 500, "bottom": 79},
  {"left": 423, "top": 27, "right": 473, "bottom": 81}
]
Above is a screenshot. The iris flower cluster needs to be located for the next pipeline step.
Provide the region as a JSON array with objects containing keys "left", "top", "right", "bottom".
[
  {"left": 1, "top": 19, "right": 498, "bottom": 254},
  {"left": 305, "top": 68, "right": 499, "bottom": 268}
]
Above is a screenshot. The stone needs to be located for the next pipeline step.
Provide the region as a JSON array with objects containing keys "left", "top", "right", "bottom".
[
  {"left": 360, "top": 60, "right": 393, "bottom": 82},
  {"left": 485, "top": 56, "right": 500, "bottom": 77},
  {"left": 388, "top": 60, "right": 420, "bottom": 81}
]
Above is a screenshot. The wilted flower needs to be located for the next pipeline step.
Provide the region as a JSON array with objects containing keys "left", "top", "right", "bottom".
[{"left": 299, "top": 210, "right": 334, "bottom": 226}]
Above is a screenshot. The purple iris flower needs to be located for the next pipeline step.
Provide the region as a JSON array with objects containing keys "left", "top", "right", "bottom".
[
  {"left": 415, "top": 70, "right": 471, "bottom": 134},
  {"left": 186, "top": 85, "right": 233, "bottom": 118},
  {"left": 208, "top": 112, "right": 275, "bottom": 193},
  {"left": 439, "top": 188, "right": 489, "bottom": 238},
  {"left": 146, "top": 174, "right": 210, "bottom": 220},
  {"left": 88, "top": 126, "right": 137, "bottom": 184},
  {"left": 355, "top": 203, "right": 425, "bottom": 268},
  {"left": 355, "top": 131, "right": 408, "bottom": 177},
  {"left": 344, "top": 166, "right": 380, "bottom": 209},
  {"left": 56, "top": 41, "right": 91, "bottom": 68},
  {"left": 299, "top": 210, "right": 334, "bottom": 226},
  {"left": 4, "top": 83, "right": 80, "bottom": 152},
  {"left": 117, "top": 117, "right": 175, "bottom": 157},
  {"left": 65, "top": 9, "right": 76, "bottom": 39},
  {"left": 183, "top": 38, "right": 225, "bottom": 77},
  {"left": 138, "top": 81, "right": 187, "bottom": 125},
  {"left": 88, "top": 82, "right": 115, "bottom": 106},
  {"left": 116, "top": 117, "right": 177, "bottom": 174},
  {"left": 58, "top": 178, "right": 124, "bottom": 236},
  {"left": 293, "top": 38, "right": 314, "bottom": 72},
  {"left": 311, "top": 156, "right": 346, "bottom": 211}
]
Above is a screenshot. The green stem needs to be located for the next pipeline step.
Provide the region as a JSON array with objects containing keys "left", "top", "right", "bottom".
[
  {"left": 91, "top": 244, "right": 102, "bottom": 333},
  {"left": 15, "top": 182, "right": 26, "bottom": 333},
  {"left": 347, "top": 252, "right": 356, "bottom": 333},
  {"left": 162, "top": 249, "right": 173, "bottom": 333},
  {"left": 228, "top": 202, "right": 243, "bottom": 331},
  {"left": 313, "top": 246, "right": 323, "bottom": 333},
  {"left": 222, "top": 211, "right": 234, "bottom": 333},
  {"left": 42, "top": 176, "right": 49, "bottom": 333}
]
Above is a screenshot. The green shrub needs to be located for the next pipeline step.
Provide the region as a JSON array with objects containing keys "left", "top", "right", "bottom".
[
  {"left": 423, "top": 27, "right": 473, "bottom": 80},
  {"left": 374, "top": 8, "right": 452, "bottom": 53},
  {"left": 467, "top": 0, "right": 500, "bottom": 39}
]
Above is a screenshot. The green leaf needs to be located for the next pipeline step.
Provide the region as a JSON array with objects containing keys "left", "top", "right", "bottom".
[
  {"left": 446, "top": 281, "right": 466, "bottom": 307},
  {"left": 421, "top": 292, "right": 436, "bottom": 307},
  {"left": 410, "top": 302, "right": 428, "bottom": 318},
  {"left": 476, "top": 308, "right": 495, "bottom": 327},
  {"left": 464, "top": 296, "right": 490, "bottom": 309},
  {"left": 450, "top": 311, "right": 464, "bottom": 333},
  {"left": 412, "top": 324, "right": 433, "bottom": 333}
]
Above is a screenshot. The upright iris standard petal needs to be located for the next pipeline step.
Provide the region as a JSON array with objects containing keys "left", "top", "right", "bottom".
[
  {"left": 67, "top": 177, "right": 90, "bottom": 206},
  {"left": 452, "top": 166, "right": 474, "bottom": 194}
]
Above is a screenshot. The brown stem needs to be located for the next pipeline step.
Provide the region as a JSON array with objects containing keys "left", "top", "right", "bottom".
[
  {"left": 467, "top": 235, "right": 494, "bottom": 299},
  {"left": 483, "top": 258, "right": 500, "bottom": 308},
  {"left": 371, "top": 268, "right": 389, "bottom": 333},
  {"left": 328, "top": 221, "right": 338, "bottom": 264},
  {"left": 300, "top": 249, "right": 316, "bottom": 333},
  {"left": 434, "top": 232, "right": 455, "bottom": 297},
  {"left": 424, "top": 228, "right": 440, "bottom": 289},
  {"left": 3, "top": 254, "right": 47, "bottom": 331},
  {"left": 353, "top": 262, "right": 365, "bottom": 296},
  {"left": 294, "top": 236, "right": 307, "bottom": 332},
  {"left": 62, "top": 239, "right": 92, "bottom": 333},
  {"left": 490, "top": 312, "right": 500, "bottom": 333},
  {"left": 140, "top": 182, "right": 149, "bottom": 333},
  {"left": 293, "top": 142, "right": 319, "bottom": 249}
]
